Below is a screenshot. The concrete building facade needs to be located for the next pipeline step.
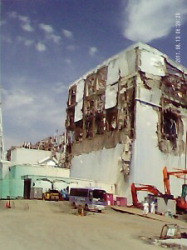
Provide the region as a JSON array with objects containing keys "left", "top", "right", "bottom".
[{"left": 65, "top": 43, "right": 187, "bottom": 202}]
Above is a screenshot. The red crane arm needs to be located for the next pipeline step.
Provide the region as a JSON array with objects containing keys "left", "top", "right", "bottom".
[
  {"left": 131, "top": 183, "right": 163, "bottom": 207},
  {"left": 163, "top": 166, "right": 187, "bottom": 195}
]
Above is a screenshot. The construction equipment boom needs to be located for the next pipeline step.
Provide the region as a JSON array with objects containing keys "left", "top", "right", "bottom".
[
  {"left": 131, "top": 183, "right": 164, "bottom": 208},
  {"left": 163, "top": 166, "right": 187, "bottom": 212}
]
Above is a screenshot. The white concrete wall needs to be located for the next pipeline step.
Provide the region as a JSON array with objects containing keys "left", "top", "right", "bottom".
[
  {"left": 70, "top": 145, "right": 135, "bottom": 201},
  {"left": 11, "top": 165, "right": 70, "bottom": 179},
  {"left": 11, "top": 148, "right": 57, "bottom": 165},
  {"left": 133, "top": 101, "right": 187, "bottom": 198},
  {"left": 70, "top": 144, "right": 124, "bottom": 189}
]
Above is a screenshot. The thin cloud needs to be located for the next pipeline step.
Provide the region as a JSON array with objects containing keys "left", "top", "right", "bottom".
[
  {"left": 122, "top": 0, "right": 187, "bottom": 42},
  {"left": 39, "top": 23, "right": 61, "bottom": 44},
  {"left": 3, "top": 83, "right": 66, "bottom": 148},
  {"left": 24, "top": 39, "right": 34, "bottom": 46},
  {"left": 21, "top": 23, "right": 34, "bottom": 32},
  {"left": 47, "top": 34, "right": 61, "bottom": 44},
  {"left": 89, "top": 47, "right": 98, "bottom": 56},
  {"left": 9, "top": 13, "right": 34, "bottom": 32},
  {"left": 4, "top": 89, "right": 34, "bottom": 110},
  {"left": 18, "top": 15, "right": 30, "bottom": 23},
  {"left": 35, "top": 42, "right": 46, "bottom": 52},
  {"left": 39, "top": 23, "right": 54, "bottom": 33},
  {"left": 17, "top": 36, "right": 34, "bottom": 46},
  {"left": 53, "top": 82, "right": 68, "bottom": 94},
  {"left": 63, "top": 29, "right": 73, "bottom": 38}
]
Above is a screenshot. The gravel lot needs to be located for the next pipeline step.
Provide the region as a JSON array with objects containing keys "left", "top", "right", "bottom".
[{"left": 1, "top": 200, "right": 186, "bottom": 250}]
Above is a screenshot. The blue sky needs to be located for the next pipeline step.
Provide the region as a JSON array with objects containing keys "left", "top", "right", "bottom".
[{"left": 1, "top": 0, "right": 187, "bottom": 150}]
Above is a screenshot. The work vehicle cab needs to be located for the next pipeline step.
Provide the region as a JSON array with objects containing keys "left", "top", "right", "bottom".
[{"left": 43, "top": 190, "right": 62, "bottom": 201}]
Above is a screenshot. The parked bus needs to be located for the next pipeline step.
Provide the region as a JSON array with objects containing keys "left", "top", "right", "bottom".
[{"left": 69, "top": 187, "right": 107, "bottom": 212}]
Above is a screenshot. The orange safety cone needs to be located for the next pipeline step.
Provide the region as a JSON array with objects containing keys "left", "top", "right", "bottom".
[{"left": 5, "top": 200, "right": 11, "bottom": 208}]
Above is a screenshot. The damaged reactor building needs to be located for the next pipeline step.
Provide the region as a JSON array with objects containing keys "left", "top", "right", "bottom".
[{"left": 65, "top": 43, "right": 187, "bottom": 202}]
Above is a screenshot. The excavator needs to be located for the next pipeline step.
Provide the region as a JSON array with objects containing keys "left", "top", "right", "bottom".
[
  {"left": 131, "top": 182, "right": 164, "bottom": 208},
  {"left": 163, "top": 166, "right": 187, "bottom": 213}
]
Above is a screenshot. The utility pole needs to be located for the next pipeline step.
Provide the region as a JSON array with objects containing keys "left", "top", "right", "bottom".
[{"left": 0, "top": 85, "right": 4, "bottom": 161}]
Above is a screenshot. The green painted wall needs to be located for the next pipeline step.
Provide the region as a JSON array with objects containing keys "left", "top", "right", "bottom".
[{"left": 0, "top": 164, "right": 70, "bottom": 199}]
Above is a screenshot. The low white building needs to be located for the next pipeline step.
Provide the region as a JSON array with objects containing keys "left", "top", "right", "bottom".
[
  {"left": 65, "top": 43, "right": 187, "bottom": 203},
  {"left": 0, "top": 147, "right": 70, "bottom": 199},
  {"left": 0, "top": 147, "right": 114, "bottom": 199}
]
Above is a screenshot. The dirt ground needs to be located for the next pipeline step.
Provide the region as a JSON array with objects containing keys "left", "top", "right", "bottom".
[{"left": 0, "top": 200, "right": 186, "bottom": 250}]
